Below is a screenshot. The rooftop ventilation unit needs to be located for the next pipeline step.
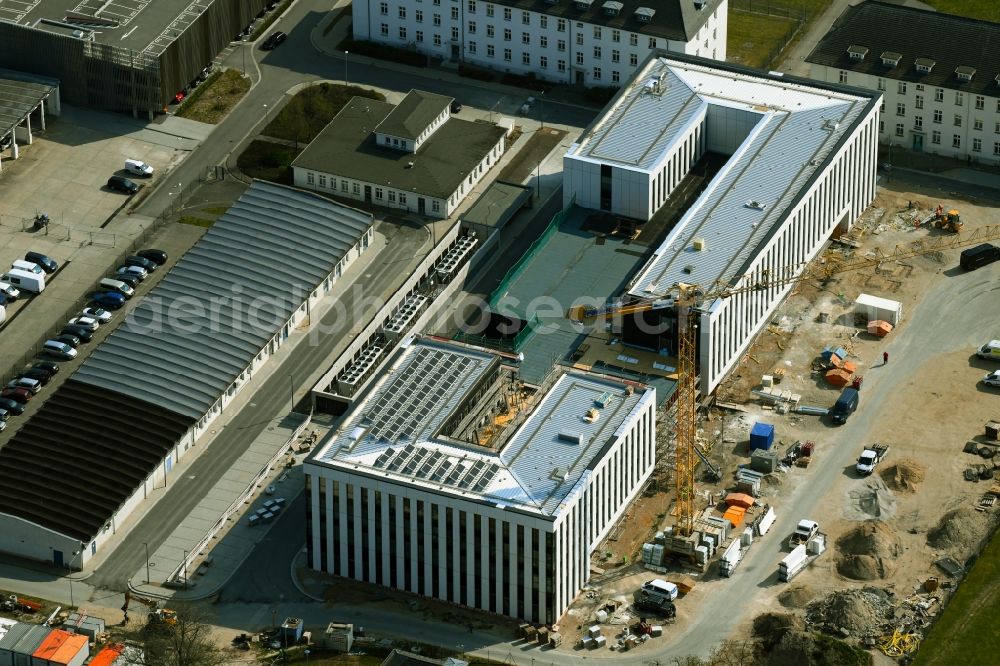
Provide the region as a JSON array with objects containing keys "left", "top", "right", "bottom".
[
  {"left": 435, "top": 234, "right": 479, "bottom": 281},
  {"left": 558, "top": 430, "right": 584, "bottom": 445},
  {"left": 745, "top": 200, "right": 766, "bottom": 210},
  {"left": 595, "top": 391, "right": 612, "bottom": 408},
  {"left": 583, "top": 408, "right": 600, "bottom": 423},
  {"left": 693, "top": 237, "right": 706, "bottom": 251}
]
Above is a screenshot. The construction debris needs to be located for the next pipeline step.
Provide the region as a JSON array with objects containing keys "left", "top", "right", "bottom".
[
  {"left": 806, "top": 587, "right": 895, "bottom": 639},
  {"left": 927, "top": 506, "right": 998, "bottom": 558}
]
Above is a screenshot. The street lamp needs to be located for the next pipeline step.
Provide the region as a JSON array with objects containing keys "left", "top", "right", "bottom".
[
  {"left": 344, "top": 50, "right": 350, "bottom": 87},
  {"left": 262, "top": 104, "right": 269, "bottom": 130},
  {"left": 68, "top": 550, "right": 81, "bottom": 608},
  {"left": 143, "top": 542, "right": 151, "bottom": 585},
  {"left": 304, "top": 649, "right": 311, "bottom": 665}
]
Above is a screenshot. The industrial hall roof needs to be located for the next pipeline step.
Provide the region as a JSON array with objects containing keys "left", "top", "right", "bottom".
[
  {"left": 74, "top": 180, "right": 373, "bottom": 421},
  {"left": 0, "top": 69, "right": 59, "bottom": 141},
  {"left": 805, "top": 1, "right": 1000, "bottom": 95},
  {"left": 487, "top": 0, "right": 725, "bottom": 43},
  {"left": 0, "top": 380, "right": 191, "bottom": 542},
  {"left": 586, "top": 55, "right": 877, "bottom": 300},
  {"left": 376, "top": 90, "right": 453, "bottom": 140},
  {"left": 312, "top": 338, "right": 653, "bottom": 518},
  {"left": 292, "top": 97, "right": 507, "bottom": 200}
]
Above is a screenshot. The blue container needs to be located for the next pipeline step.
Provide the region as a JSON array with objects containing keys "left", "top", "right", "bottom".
[{"left": 749, "top": 422, "right": 775, "bottom": 451}]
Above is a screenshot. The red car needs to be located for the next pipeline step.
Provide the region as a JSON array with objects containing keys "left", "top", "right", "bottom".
[{"left": 1, "top": 387, "right": 32, "bottom": 403}]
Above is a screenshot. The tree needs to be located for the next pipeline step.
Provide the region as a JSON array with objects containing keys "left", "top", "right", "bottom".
[{"left": 123, "top": 602, "right": 227, "bottom": 666}]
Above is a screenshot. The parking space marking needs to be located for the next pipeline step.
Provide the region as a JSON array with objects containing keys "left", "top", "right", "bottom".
[
  {"left": 72, "top": 0, "right": 148, "bottom": 26},
  {"left": 0, "top": 0, "right": 42, "bottom": 23},
  {"left": 143, "top": 0, "right": 212, "bottom": 56}
]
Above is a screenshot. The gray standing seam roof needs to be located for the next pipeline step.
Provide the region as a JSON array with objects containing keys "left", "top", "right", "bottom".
[
  {"left": 0, "top": 69, "right": 59, "bottom": 140},
  {"left": 375, "top": 90, "right": 453, "bottom": 140},
  {"left": 74, "top": 180, "right": 372, "bottom": 420},
  {"left": 0, "top": 622, "right": 31, "bottom": 649}
]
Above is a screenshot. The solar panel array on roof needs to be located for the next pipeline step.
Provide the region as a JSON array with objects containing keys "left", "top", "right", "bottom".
[{"left": 73, "top": 180, "right": 372, "bottom": 420}]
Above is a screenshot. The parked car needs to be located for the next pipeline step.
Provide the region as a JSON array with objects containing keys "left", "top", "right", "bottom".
[
  {"left": 0, "top": 397, "right": 25, "bottom": 415},
  {"left": 89, "top": 291, "right": 126, "bottom": 310},
  {"left": 82, "top": 307, "right": 113, "bottom": 323},
  {"left": 32, "top": 361, "right": 60, "bottom": 377},
  {"left": 1, "top": 387, "right": 32, "bottom": 403},
  {"left": 24, "top": 251, "right": 58, "bottom": 274},
  {"left": 0, "top": 408, "right": 8, "bottom": 421},
  {"left": 7, "top": 378, "right": 41, "bottom": 395},
  {"left": 983, "top": 370, "right": 1000, "bottom": 388},
  {"left": 112, "top": 272, "right": 140, "bottom": 289},
  {"left": 61, "top": 325, "right": 94, "bottom": 343},
  {"left": 118, "top": 265, "right": 148, "bottom": 280},
  {"left": 21, "top": 369, "right": 52, "bottom": 386},
  {"left": 137, "top": 248, "right": 168, "bottom": 265},
  {"left": 450, "top": 100, "right": 463, "bottom": 113},
  {"left": 108, "top": 175, "right": 139, "bottom": 194},
  {"left": 0, "top": 420, "right": 5, "bottom": 432},
  {"left": 0, "top": 281, "right": 20, "bottom": 301},
  {"left": 68, "top": 316, "right": 100, "bottom": 331},
  {"left": 124, "top": 255, "right": 157, "bottom": 272},
  {"left": 54, "top": 333, "right": 81, "bottom": 348},
  {"left": 260, "top": 31, "right": 287, "bottom": 50},
  {"left": 42, "top": 340, "right": 77, "bottom": 360},
  {"left": 124, "top": 159, "right": 154, "bottom": 177}
]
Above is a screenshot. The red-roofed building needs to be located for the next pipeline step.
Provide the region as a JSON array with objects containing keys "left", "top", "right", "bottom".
[{"left": 31, "top": 629, "right": 89, "bottom": 666}]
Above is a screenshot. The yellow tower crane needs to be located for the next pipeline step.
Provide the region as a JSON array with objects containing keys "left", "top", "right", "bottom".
[{"left": 568, "top": 224, "right": 1000, "bottom": 542}]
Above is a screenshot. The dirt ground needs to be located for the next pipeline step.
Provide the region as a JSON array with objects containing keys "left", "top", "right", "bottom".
[{"left": 557, "top": 182, "right": 1000, "bottom": 658}]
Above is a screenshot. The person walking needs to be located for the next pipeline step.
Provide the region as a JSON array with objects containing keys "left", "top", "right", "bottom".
[{"left": 883, "top": 351, "right": 889, "bottom": 365}]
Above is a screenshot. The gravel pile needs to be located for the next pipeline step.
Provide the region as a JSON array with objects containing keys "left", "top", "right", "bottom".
[
  {"left": 806, "top": 587, "right": 895, "bottom": 638},
  {"left": 880, "top": 459, "right": 926, "bottom": 492},
  {"left": 836, "top": 521, "right": 902, "bottom": 580},
  {"left": 927, "top": 506, "right": 996, "bottom": 557},
  {"left": 777, "top": 585, "right": 815, "bottom": 609}
]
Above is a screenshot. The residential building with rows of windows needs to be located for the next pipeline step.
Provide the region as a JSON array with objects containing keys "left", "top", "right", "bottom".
[
  {"left": 352, "top": 0, "right": 727, "bottom": 87},
  {"left": 305, "top": 337, "right": 657, "bottom": 624},
  {"left": 292, "top": 90, "right": 507, "bottom": 218},
  {"left": 806, "top": 1, "right": 1000, "bottom": 164}
]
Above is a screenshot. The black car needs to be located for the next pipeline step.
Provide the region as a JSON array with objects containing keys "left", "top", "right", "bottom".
[
  {"left": 54, "top": 333, "right": 81, "bottom": 348},
  {"left": 125, "top": 255, "right": 157, "bottom": 273},
  {"left": 62, "top": 325, "right": 94, "bottom": 343},
  {"left": 108, "top": 175, "right": 139, "bottom": 194},
  {"left": 32, "top": 361, "right": 59, "bottom": 377},
  {"left": 137, "top": 248, "right": 169, "bottom": 265},
  {"left": 113, "top": 272, "right": 141, "bottom": 288},
  {"left": 0, "top": 397, "right": 25, "bottom": 416},
  {"left": 24, "top": 251, "right": 58, "bottom": 274},
  {"left": 450, "top": 100, "right": 463, "bottom": 113},
  {"left": 261, "top": 31, "right": 287, "bottom": 50},
  {"left": 21, "top": 368, "right": 52, "bottom": 386}
]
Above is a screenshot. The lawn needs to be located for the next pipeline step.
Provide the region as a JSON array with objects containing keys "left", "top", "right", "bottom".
[
  {"left": 913, "top": 528, "right": 1000, "bottom": 665},
  {"left": 237, "top": 140, "right": 299, "bottom": 184},
  {"left": 924, "top": 1, "right": 1000, "bottom": 22},
  {"left": 727, "top": 11, "right": 800, "bottom": 69},
  {"left": 176, "top": 69, "right": 250, "bottom": 124},
  {"left": 263, "top": 83, "right": 385, "bottom": 145}
]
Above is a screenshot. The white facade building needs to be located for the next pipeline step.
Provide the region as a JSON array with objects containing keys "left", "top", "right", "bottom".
[
  {"left": 352, "top": 0, "right": 727, "bottom": 87},
  {"left": 563, "top": 53, "right": 880, "bottom": 394},
  {"left": 292, "top": 91, "right": 507, "bottom": 219},
  {"left": 305, "top": 338, "right": 656, "bottom": 623},
  {"left": 806, "top": 1, "right": 1000, "bottom": 164}
]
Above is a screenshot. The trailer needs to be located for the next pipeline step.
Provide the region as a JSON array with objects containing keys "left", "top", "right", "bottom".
[
  {"left": 778, "top": 533, "right": 827, "bottom": 582},
  {"left": 856, "top": 444, "right": 890, "bottom": 475}
]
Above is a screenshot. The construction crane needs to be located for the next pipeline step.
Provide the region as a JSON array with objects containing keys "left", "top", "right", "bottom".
[{"left": 569, "top": 223, "right": 1000, "bottom": 543}]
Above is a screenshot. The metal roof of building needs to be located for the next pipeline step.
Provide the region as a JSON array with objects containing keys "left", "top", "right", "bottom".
[
  {"left": 612, "top": 57, "right": 873, "bottom": 299},
  {"left": 375, "top": 90, "right": 453, "bottom": 140},
  {"left": 805, "top": 1, "right": 1000, "bottom": 96},
  {"left": 312, "top": 338, "right": 652, "bottom": 518},
  {"left": 73, "top": 180, "right": 372, "bottom": 420},
  {"left": 0, "top": 69, "right": 59, "bottom": 140}
]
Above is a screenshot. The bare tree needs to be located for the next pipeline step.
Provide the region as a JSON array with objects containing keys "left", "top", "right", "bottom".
[{"left": 123, "top": 602, "right": 227, "bottom": 666}]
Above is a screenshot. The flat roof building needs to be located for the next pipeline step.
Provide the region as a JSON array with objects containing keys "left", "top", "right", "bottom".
[
  {"left": 306, "top": 337, "right": 656, "bottom": 624},
  {"left": 564, "top": 53, "right": 880, "bottom": 393}
]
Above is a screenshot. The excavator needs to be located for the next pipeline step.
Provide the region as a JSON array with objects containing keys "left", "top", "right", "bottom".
[
  {"left": 121, "top": 590, "right": 176, "bottom": 628},
  {"left": 928, "top": 205, "right": 963, "bottom": 233}
]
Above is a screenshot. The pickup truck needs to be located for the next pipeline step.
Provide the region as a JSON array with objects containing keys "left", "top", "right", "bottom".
[
  {"left": 788, "top": 519, "right": 819, "bottom": 549},
  {"left": 856, "top": 444, "right": 890, "bottom": 476}
]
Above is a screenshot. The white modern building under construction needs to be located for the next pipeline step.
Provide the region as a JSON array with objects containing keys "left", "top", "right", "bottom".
[
  {"left": 562, "top": 52, "right": 881, "bottom": 393},
  {"left": 305, "top": 337, "right": 656, "bottom": 623}
]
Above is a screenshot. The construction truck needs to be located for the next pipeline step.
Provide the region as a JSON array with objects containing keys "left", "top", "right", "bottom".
[
  {"left": 779, "top": 530, "right": 828, "bottom": 582},
  {"left": 856, "top": 444, "right": 890, "bottom": 476},
  {"left": 147, "top": 608, "right": 178, "bottom": 627},
  {"left": 787, "top": 519, "right": 819, "bottom": 549},
  {"left": 928, "top": 207, "right": 963, "bottom": 233}
]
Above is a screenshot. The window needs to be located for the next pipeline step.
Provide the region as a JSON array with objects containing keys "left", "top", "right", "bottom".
[
  {"left": 973, "top": 138, "right": 982, "bottom": 152},
  {"left": 399, "top": 6, "right": 406, "bottom": 18},
  {"left": 468, "top": 0, "right": 476, "bottom": 11},
  {"left": 975, "top": 118, "right": 983, "bottom": 131},
  {"left": 954, "top": 114, "right": 962, "bottom": 127},
  {"left": 374, "top": 187, "right": 383, "bottom": 199},
  {"left": 380, "top": 23, "right": 388, "bottom": 36},
  {"left": 468, "top": 21, "right": 476, "bottom": 33},
  {"left": 974, "top": 95, "right": 985, "bottom": 109},
  {"left": 593, "top": 46, "right": 601, "bottom": 59},
  {"left": 434, "top": 33, "right": 441, "bottom": 45},
  {"left": 931, "top": 130, "right": 940, "bottom": 144},
  {"left": 576, "top": 33, "right": 583, "bottom": 45},
  {"left": 877, "top": 78, "right": 886, "bottom": 91},
  {"left": 540, "top": 55, "right": 548, "bottom": 68},
  {"left": 612, "top": 70, "right": 620, "bottom": 83},
  {"left": 895, "top": 123, "right": 904, "bottom": 137},
  {"left": 557, "top": 18, "right": 566, "bottom": 32},
  {"left": 956, "top": 91, "right": 964, "bottom": 106},
  {"left": 432, "top": 200, "right": 441, "bottom": 212},
  {"left": 612, "top": 49, "right": 620, "bottom": 63},
  {"left": 388, "top": 190, "right": 396, "bottom": 203},
  {"left": 629, "top": 34, "right": 638, "bottom": 46},
  {"left": 341, "top": 179, "right": 348, "bottom": 193},
  {"left": 648, "top": 37, "right": 656, "bottom": 48},
  {"left": 557, "top": 39, "right": 566, "bottom": 52},
  {"left": 504, "top": 28, "right": 511, "bottom": 41},
  {"left": 593, "top": 26, "right": 601, "bottom": 39},
  {"left": 399, "top": 26, "right": 407, "bottom": 39},
  {"left": 839, "top": 70, "right": 847, "bottom": 84},
  {"left": 952, "top": 134, "right": 961, "bottom": 148},
  {"left": 522, "top": 52, "right": 530, "bottom": 65},
  {"left": 915, "top": 95, "right": 923, "bottom": 109},
  {"left": 879, "top": 119, "right": 884, "bottom": 133},
  {"left": 522, "top": 32, "right": 529, "bottom": 44},
  {"left": 467, "top": 40, "right": 475, "bottom": 52},
  {"left": 416, "top": 30, "right": 423, "bottom": 42},
  {"left": 558, "top": 60, "right": 566, "bottom": 72},
  {"left": 503, "top": 7, "right": 511, "bottom": 20},
  {"left": 612, "top": 29, "right": 620, "bottom": 43},
  {"left": 522, "top": 11, "right": 529, "bottom": 25},
  {"left": 933, "top": 109, "right": 942, "bottom": 124},
  {"left": 897, "top": 81, "right": 906, "bottom": 94},
  {"left": 451, "top": 26, "right": 459, "bottom": 40},
  {"left": 306, "top": 172, "right": 314, "bottom": 184},
  {"left": 935, "top": 88, "right": 943, "bottom": 102},
  {"left": 486, "top": 3, "right": 494, "bottom": 16},
  {"left": 379, "top": 2, "right": 387, "bottom": 15},
  {"left": 487, "top": 24, "right": 494, "bottom": 37},
  {"left": 399, "top": 192, "right": 407, "bottom": 205},
  {"left": 995, "top": 121, "right": 1000, "bottom": 134},
  {"left": 540, "top": 36, "right": 547, "bottom": 48},
  {"left": 995, "top": 142, "right": 1000, "bottom": 155},
  {"left": 916, "top": 84, "right": 923, "bottom": 91},
  {"left": 352, "top": 183, "right": 360, "bottom": 194},
  {"left": 433, "top": 13, "right": 441, "bottom": 25},
  {"left": 914, "top": 116, "right": 923, "bottom": 129},
  {"left": 540, "top": 16, "right": 547, "bottom": 29},
  {"left": 504, "top": 48, "right": 511, "bottom": 61},
  {"left": 593, "top": 67, "right": 601, "bottom": 80},
  {"left": 576, "top": 51, "right": 584, "bottom": 65},
  {"left": 896, "top": 102, "right": 905, "bottom": 116},
  {"left": 451, "top": 7, "right": 458, "bottom": 19},
  {"left": 629, "top": 53, "right": 637, "bottom": 66},
  {"left": 416, "top": 9, "right": 424, "bottom": 21},
  {"left": 487, "top": 44, "right": 494, "bottom": 57}
]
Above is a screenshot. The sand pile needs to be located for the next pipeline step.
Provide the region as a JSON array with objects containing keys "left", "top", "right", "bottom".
[
  {"left": 806, "top": 587, "right": 894, "bottom": 637},
  {"left": 927, "top": 506, "right": 996, "bottom": 557},
  {"left": 778, "top": 585, "right": 815, "bottom": 609},
  {"left": 880, "top": 459, "right": 926, "bottom": 492},
  {"left": 845, "top": 477, "right": 897, "bottom": 521},
  {"left": 836, "top": 521, "right": 902, "bottom": 580}
]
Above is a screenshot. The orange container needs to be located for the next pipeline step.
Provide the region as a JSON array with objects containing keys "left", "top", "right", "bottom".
[{"left": 722, "top": 506, "right": 746, "bottom": 528}]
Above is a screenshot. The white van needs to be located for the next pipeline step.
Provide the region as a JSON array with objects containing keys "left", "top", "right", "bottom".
[
  {"left": 0, "top": 269, "right": 45, "bottom": 293},
  {"left": 99, "top": 277, "right": 134, "bottom": 298},
  {"left": 125, "top": 159, "right": 154, "bottom": 177},
  {"left": 641, "top": 578, "right": 679, "bottom": 601},
  {"left": 0, "top": 281, "right": 19, "bottom": 300},
  {"left": 978, "top": 340, "right": 1000, "bottom": 361},
  {"left": 11, "top": 260, "right": 43, "bottom": 275}
]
